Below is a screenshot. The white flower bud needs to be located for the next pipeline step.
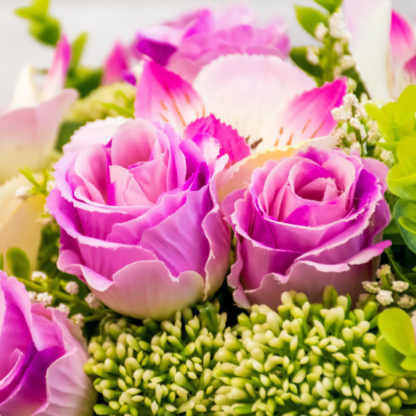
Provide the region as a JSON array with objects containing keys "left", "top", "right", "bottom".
[
  {"left": 315, "top": 22, "right": 328, "bottom": 41},
  {"left": 37, "top": 292, "right": 53, "bottom": 307},
  {"left": 57, "top": 303, "right": 70, "bottom": 314},
  {"left": 354, "top": 104, "right": 368, "bottom": 120},
  {"left": 376, "top": 264, "right": 394, "bottom": 282},
  {"left": 362, "top": 281, "right": 380, "bottom": 294},
  {"left": 392, "top": 281, "right": 409, "bottom": 293},
  {"left": 398, "top": 294, "right": 416, "bottom": 309},
  {"left": 334, "top": 42, "right": 344, "bottom": 56},
  {"left": 329, "top": 12, "right": 345, "bottom": 39},
  {"left": 376, "top": 290, "right": 394, "bottom": 306},
  {"left": 347, "top": 78, "right": 357, "bottom": 92},
  {"left": 343, "top": 93, "right": 359, "bottom": 109},
  {"left": 65, "top": 281, "right": 79, "bottom": 295},
  {"left": 72, "top": 313, "right": 84, "bottom": 327},
  {"left": 28, "top": 291, "right": 38, "bottom": 305},
  {"left": 306, "top": 47, "right": 319, "bottom": 65},
  {"left": 85, "top": 293, "right": 101, "bottom": 309},
  {"left": 46, "top": 180, "right": 56, "bottom": 193},
  {"left": 15, "top": 186, "right": 31, "bottom": 200},
  {"left": 380, "top": 150, "right": 395, "bottom": 168},
  {"left": 349, "top": 117, "right": 362, "bottom": 130},
  {"left": 32, "top": 271, "right": 47, "bottom": 281},
  {"left": 340, "top": 55, "right": 355, "bottom": 70}
]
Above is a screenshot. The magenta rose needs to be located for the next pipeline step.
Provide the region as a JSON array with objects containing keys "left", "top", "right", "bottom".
[
  {"left": 223, "top": 147, "right": 391, "bottom": 309},
  {"left": 0, "top": 272, "right": 95, "bottom": 416},
  {"left": 134, "top": 6, "right": 290, "bottom": 82},
  {"left": 47, "top": 117, "right": 231, "bottom": 320}
]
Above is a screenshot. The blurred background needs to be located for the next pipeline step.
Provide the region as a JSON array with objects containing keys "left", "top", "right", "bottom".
[{"left": 0, "top": 0, "right": 415, "bottom": 106}]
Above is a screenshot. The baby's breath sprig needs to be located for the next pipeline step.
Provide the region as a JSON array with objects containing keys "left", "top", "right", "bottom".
[
  {"left": 359, "top": 264, "right": 416, "bottom": 312},
  {"left": 331, "top": 93, "right": 395, "bottom": 165},
  {"left": 290, "top": 2, "right": 366, "bottom": 96}
]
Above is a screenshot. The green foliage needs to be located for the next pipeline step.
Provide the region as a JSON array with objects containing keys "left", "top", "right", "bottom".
[
  {"left": 291, "top": 1, "right": 367, "bottom": 94},
  {"left": 295, "top": 6, "right": 328, "bottom": 38},
  {"left": 394, "top": 199, "right": 416, "bottom": 253},
  {"left": 0, "top": 253, "right": 4, "bottom": 271},
  {"left": 6, "top": 248, "right": 31, "bottom": 279},
  {"left": 56, "top": 120, "right": 83, "bottom": 152},
  {"left": 19, "top": 167, "right": 51, "bottom": 197},
  {"left": 365, "top": 86, "right": 416, "bottom": 154},
  {"left": 377, "top": 308, "right": 416, "bottom": 377},
  {"left": 16, "top": 0, "right": 61, "bottom": 46},
  {"left": 313, "top": 0, "right": 343, "bottom": 13},
  {"left": 66, "top": 33, "right": 103, "bottom": 98},
  {"left": 290, "top": 47, "right": 324, "bottom": 80}
]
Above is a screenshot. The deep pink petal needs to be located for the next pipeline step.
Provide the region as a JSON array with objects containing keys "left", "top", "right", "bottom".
[
  {"left": 103, "top": 42, "right": 130, "bottom": 85},
  {"left": 184, "top": 115, "right": 250, "bottom": 164}
]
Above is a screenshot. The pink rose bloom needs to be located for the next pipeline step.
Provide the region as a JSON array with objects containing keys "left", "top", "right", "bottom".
[
  {"left": 345, "top": 0, "right": 416, "bottom": 100},
  {"left": 104, "top": 6, "right": 290, "bottom": 85},
  {"left": 47, "top": 117, "right": 232, "bottom": 320},
  {"left": 0, "top": 272, "right": 95, "bottom": 416},
  {"left": 223, "top": 147, "right": 391, "bottom": 309}
]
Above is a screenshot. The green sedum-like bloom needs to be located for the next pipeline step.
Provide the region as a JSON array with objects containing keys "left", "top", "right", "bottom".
[
  {"left": 213, "top": 288, "right": 416, "bottom": 416},
  {"left": 65, "top": 82, "right": 135, "bottom": 124},
  {"left": 85, "top": 302, "right": 227, "bottom": 416}
]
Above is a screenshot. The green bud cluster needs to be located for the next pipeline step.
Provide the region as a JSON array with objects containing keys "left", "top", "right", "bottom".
[
  {"left": 213, "top": 288, "right": 416, "bottom": 416},
  {"left": 85, "top": 302, "right": 228, "bottom": 416},
  {"left": 65, "top": 82, "right": 136, "bottom": 124}
]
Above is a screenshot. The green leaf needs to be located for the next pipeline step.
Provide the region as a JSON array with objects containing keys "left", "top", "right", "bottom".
[
  {"left": 69, "top": 33, "right": 88, "bottom": 74},
  {"left": 290, "top": 47, "right": 323, "bottom": 79},
  {"left": 6, "top": 248, "right": 31, "bottom": 280},
  {"left": 29, "top": 17, "right": 61, "bottom": 46},
  {"left": 15, "top": 7, "right": 44, "bottom": 22},
  {"left": 295, "top": 6, "right": 329, "bottom": 38},
  {"left": 66, "top": 67, "right": 102, "bottom": 98},
  {"left": 395, "top": 85, "right": 416, "bottom": 127},
  {"left": 365, "top": 103, "right": 394, "bottom": 126},
  {"left": 378, "top": 308, "right": 416, "bottom": 357},
  {"left": 0, "top": 253, "right": 4, "bottom": 270},
  {"left": 395, "top": 199, "right": 416, "bottom": 253},
  {"left": 402, "top": 354, "right": 416, "bottom": 372},
  {"left": 94, "top": 404, "right": 115, "bottom": 415},
  {"left": 56, "top": 121, "right": 83, "bottom": 152},
  {"left": 313, "top": 0, "right": 342, "bottom": 13},
  {"left": 376, "top": 337, "right": 407, "bottom": 377}
]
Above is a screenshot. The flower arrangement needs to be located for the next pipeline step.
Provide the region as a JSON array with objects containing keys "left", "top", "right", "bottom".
[{"left": 2, "top": 0, "right": 416, "bottom": 415}]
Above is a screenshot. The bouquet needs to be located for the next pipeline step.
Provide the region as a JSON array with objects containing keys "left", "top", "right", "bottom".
[{"left": 2, "top": 0, "right": 416, "bottom": 415}]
